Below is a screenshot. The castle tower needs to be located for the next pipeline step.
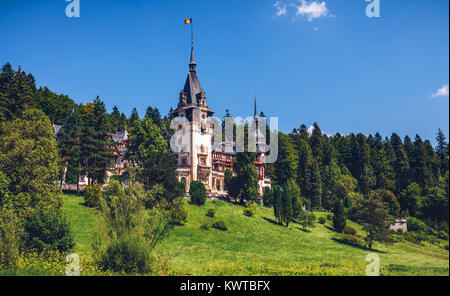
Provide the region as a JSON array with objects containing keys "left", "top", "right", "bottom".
[
  {"left": 174, "top": 39, "right": 215, "bottom": 193},
  {"left": 254, "top": 97, "right": 267, "bottom": 195}
]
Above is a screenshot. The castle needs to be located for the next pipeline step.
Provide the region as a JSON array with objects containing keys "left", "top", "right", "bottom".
[{"left": 172, "top": 42, "right": 271, "bottom": 196}]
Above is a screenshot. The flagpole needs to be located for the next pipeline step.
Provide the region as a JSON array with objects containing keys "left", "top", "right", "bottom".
[{"left": 191, "top": 17, "right": 194, "bottom": 48}]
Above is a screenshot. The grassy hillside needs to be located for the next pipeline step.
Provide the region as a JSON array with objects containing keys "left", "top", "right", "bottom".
[{"left": 62, "top": 194, "right": 449, "bottom": 276}]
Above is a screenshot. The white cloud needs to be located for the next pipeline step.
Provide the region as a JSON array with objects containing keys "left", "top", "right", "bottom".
[
  {"left": 274, "top": 1, "right": 288, "bottom": 17},
  {"left": 273, "top": 1, "right": 332, "bottom": 21},
  {"left": 431, "top": 84, "right": 449, "bottom": 98},
  {"left": 295, "top": 0, "right": 329, "bottom": 21},
  {"left": 307, "top": 125, "right": 331, "bottom": 137}
]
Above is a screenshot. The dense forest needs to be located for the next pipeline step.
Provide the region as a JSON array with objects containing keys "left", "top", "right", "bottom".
[
  {"left": 264, "top": 123, "right": 449, "bottom": 234},
  {"left": 1, "top": 62, "right": 448, "bottom": 236}
]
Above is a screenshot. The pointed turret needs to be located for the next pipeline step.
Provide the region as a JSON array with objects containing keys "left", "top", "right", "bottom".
[{"left": 189, "top": 41, "right": 197, "bottom": 72}]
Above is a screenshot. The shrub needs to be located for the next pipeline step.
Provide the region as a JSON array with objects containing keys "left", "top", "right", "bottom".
[
  {"left": 189, "top": 181, "right": 206, "bottom": 206},
  {"left": 326, "top": 214, "right": 333, "bottom": 221},
  {"left": 344, "top": 226, "right": 358, "bottom": 236},
  {"left": 407, "top": 217, "right": 429, "bottom": 233},
  {"left": 23, "top": 209, "right": 74, "bottom": 253},
  {"left": 0, "top": 203, "right": 21, "bottom": 268},
  {"left": 84, "top": 183, "right": 103, "bottom": 208},
  {"left": 206, "top": 208, "right": 216, "bottom": 218},
  {"left": 243, "top": 202, "right": 256, "bottom": 217},
  {"left": 297, "top": 211, "right": 316, "bottom": 231},
  {"left": 404, "top": 231, "right": 427, "bottom": 245},
  {"left": 200, "top": 223, "right": 209, "bottom": 230},
  {"left": 335, "top": 234, "right": 366, "bottom": 249},
  {"left": 262, "top": 187, "right": 273, "bottom": 207},
  {"left": 318, "top": 217, "right": 326, "bottom": 224},
  {"left": 170, "top": 198, "right": 188, "bottom": 225},
  {"left": 437, "top": 230, "right": 449, "bottom": 240},
  {"left": 93, "top": 182, "right": 173, "bottom": 274},
  {"left": 212, "top": 220, "right": 228, "bottom": 231},
  {"left": 102, "top": 235, "right": 152, "bottom": 274}
]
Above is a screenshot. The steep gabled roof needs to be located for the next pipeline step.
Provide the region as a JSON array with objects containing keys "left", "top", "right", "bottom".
[{"left": 183, "top": 71, "right": 202, "bottom": 105}]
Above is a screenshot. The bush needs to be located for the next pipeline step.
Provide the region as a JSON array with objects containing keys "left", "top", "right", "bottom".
[
  {"left": 243, "top": 202, "right": 256, "bottom": 217},
  {"left": 102, "top": 235, "right": 152, "bottom": 274},
  {"left": 84, "top": 184, "right": 103, "bottom": 208},
  {"left": 189, "top": 181, "right": 206, "bottom": 206},
  {"left": 437, "top": 230, "right": 449, "bottom": 240},
  {"left": 170, "top": 198, "right": 188, "bottom": 225},
  {"left": 335, "top": 234, "right": 366, "bottom": 249},
  {"left": 206, "top": 208, "right": 216, "bottom": 218},
  {"left": 200, "top": 223, "right": 209, "bottom": 230},
  {"left": 93, "top": 182, "right": 173, "bottom": 274},
  {"left": 404, "top": 231, "right": 427, "bottom": 245},
  {"left": 318, "top": 217, "right": 326, "bottom": 224},
  {"left": 0, "top": 203, "right": 21, "bottom": 268},
  {"left": 262, "top": 187, "right": 273, "bottom": 207},
  {"left": 212, "top": 220, "right": 228, "bottom": 231},
  {"left": 23, "top": 209, "right": 74, "bottom": 253},
  {"left": 344, "top": 226, "right": 358, "bottom": 236},
  {"left": 297, "top": 211, "right": 316, "bottom": 231},
  {"left": 326, "top": 214, "right": 333, "bottom": 221},
  {"left": 407, "top": 217, "right": 429, "bottom": 233}
]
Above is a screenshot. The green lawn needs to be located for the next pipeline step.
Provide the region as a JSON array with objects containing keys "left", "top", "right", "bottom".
[
  {"left": 62, "top": 194, "right": 97, "bottom": 253},
  {"left": 62, "top": 194, "right": 449, "bottom": 276}
]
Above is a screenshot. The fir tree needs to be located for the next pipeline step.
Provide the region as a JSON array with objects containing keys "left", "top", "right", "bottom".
[
  {"left": 333, "top": 199, "right": 346, "bottom": 233},
  {"left": 0, "top": 66, "right": 34, "bottom": 121},
  {"left": 435, "top": 129, "right": 448, "bottom": 176},
  {"left": 281, "top": 185, "right": 293, "bottom": 227}
]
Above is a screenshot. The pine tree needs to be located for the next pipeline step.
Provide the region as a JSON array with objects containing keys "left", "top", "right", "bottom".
[
  {"left": 273, "top": 185, "right": 283, "bottom": 225},
  {"left": 390, "top": 133, "right": 410, "bottom": 194},
  {"left": 297, "top": 139, "right": 313, "bottom": 203},
  {"left": 128, "top": 108, "right": 140, "bottom": 129},
  {"left": 273, "top": 133, "right": 298, "bottom": 185},
  {"left": 435, "top": 129, "right": 449, "bottom": 177},
  {"left": 333, "top": 199, "right": 346, "bottom": 233},
  {"left": 411, "top": 135, "right": 432, "bottom": 189},
  {"left": 310, "top": 122, "right": 324, "bottom": 163},
  {"left": 282, "top": 185, "right": 293, "bottom": 227},
  {"left": 80, "top": 98, "right": 115, "bottom": 184},
  {"left": 234, "top": 151, "right": 259, "bottom": 202},
  {"left": 310, "top": 159, "right": 322, "bottom": 210},
  {"left": 57, "top": 106, "right": 83, "bottom": 193},
  {"left": 371, "top": 133, "right": 395, "bottom": 191},
  {"left": 145, "top": 106, "right": 162, "bottom": 126},
  {"left": 0, "top": 66, "right": 34, "bottom": 121}
]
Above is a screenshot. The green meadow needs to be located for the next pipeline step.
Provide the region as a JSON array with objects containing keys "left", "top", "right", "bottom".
[{"left": 62, "top": 194, "right": 449, "bottom": 276}]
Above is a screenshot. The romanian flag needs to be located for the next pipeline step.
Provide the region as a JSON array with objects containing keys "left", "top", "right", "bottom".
[{"left": 184, "top": 18, "right": 192, "bottom": 24}]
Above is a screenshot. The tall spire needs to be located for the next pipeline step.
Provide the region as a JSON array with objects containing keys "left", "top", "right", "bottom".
[
  {"left": 189, "top": 41, "right": 196, "bottom": 72},
  {"left": 254, "top": 96, "right": 258, "bottom": 118},
  {"left": 189, "top": 17, "right": 196, "bottom": 72}
]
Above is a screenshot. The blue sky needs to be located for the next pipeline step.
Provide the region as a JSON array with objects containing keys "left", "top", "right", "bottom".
[{"left": 0, "top": 0, "right": 448, "bottom": 144}]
